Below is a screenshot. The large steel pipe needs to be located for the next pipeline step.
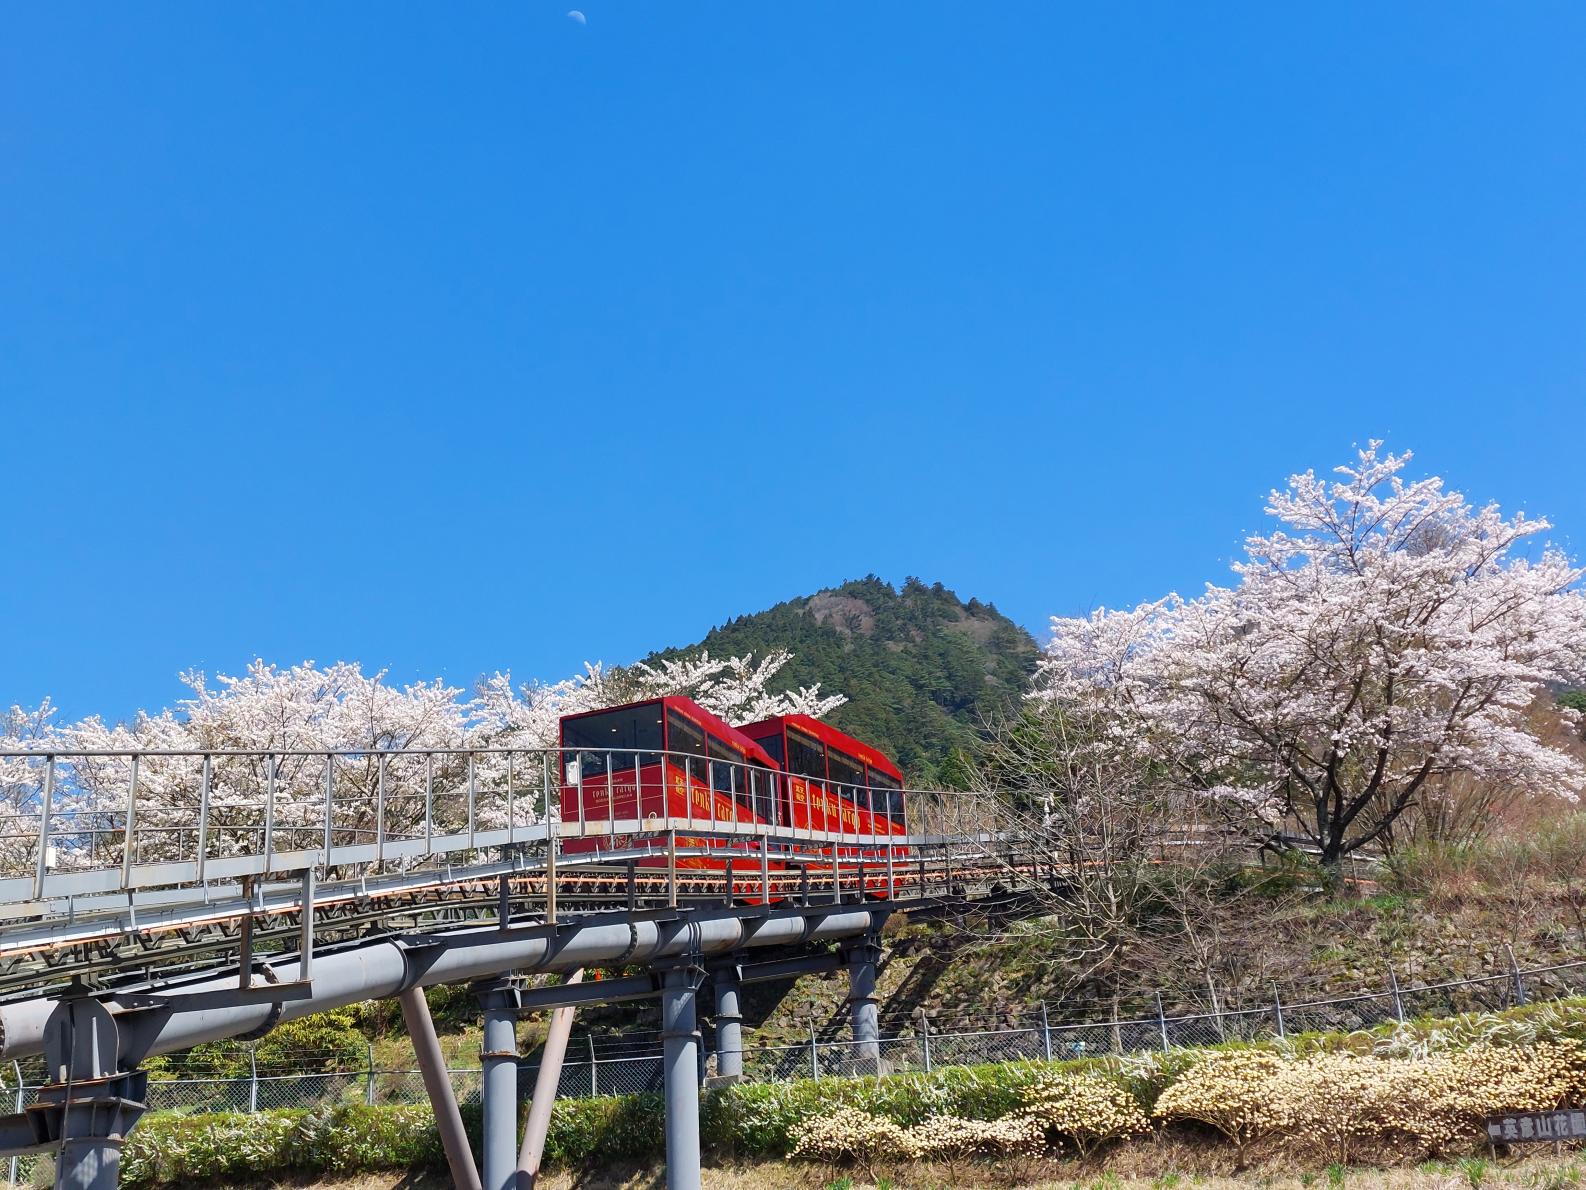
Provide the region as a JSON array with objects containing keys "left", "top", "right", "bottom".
[{"left": 0, "top": 909, "right": 882, "bottom": 1065}]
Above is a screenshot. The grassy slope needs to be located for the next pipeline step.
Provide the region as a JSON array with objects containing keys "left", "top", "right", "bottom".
[{"left": 339, "top": 871, "right": 1586, "bottom": 1071}]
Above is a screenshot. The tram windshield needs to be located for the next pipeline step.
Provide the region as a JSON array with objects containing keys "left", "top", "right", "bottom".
[{"left": 562, "top": 704, "right": 664, "bottom": 781}]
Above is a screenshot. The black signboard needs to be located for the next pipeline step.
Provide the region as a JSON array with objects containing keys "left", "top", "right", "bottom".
[{"left": 1486, "top": 1111, "right": 1586, "bottom": 1144}]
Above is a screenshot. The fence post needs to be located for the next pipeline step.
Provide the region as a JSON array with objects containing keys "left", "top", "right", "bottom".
[
  {"left": 1506, "top": 943, "right": 1528, "bottom": 1006},
  {"left": 366, "top": 1043, "right": 376, "bottom": 1106},
  {"left": 1272, "top": 983, "right": 1286, "bottom": 1041},
  {"left": 589, "top": 1034, "right": 598, "bottom": 1097},
  {"left": 1387, "top": 964, "right": 1406, "bottom": 1024},
  {"left": 249, "top": 1043, "right": 259, "bottom": 1113},
  {"left": 1040, "top": 1002, "right": 1053, "bottom": 1062},
  {"left": 809, "top": 1025, "right": 820, "bottom": 1080},
  {"left": 921, "top": 1016, "right": 932, "bottom": 1074},
  {"left": 9, "top": 1061, "right": 23, "bottom": 1189},
  {"left": 1155, "top": 992, "right": 1170, "bottom": 1052}
]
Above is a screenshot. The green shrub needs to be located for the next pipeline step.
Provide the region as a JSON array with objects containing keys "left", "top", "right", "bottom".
[
  {"left": 351, "top": 984, "right": 476, "bottom": 1037},
  {"left": 142, "top": 1006, "right": 368, "bottom": 1082},
  {"left": 294, "top": 1103, "right": 444, "bottom": 1171},
  {"left": 253, "top": 1008, "right": 368, "bottom": 1073},
  {"left": 542, "top": 1094, "right": 667, "bottom": 1166},
  {"left": 122, "top": 1110, "right": 306, "bottom": 1186},
  {"left": 121, "top": 1104, "right": 447, "bottom": 1187}
]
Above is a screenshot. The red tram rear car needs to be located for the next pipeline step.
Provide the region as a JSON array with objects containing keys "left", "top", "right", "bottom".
[{"left": 735, "top": 713, "right": 908, "bottom": 849}]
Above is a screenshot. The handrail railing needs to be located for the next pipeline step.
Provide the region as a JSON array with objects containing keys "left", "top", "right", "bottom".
[{"left": 0, "top": 745, "right": 1006, "bottom": 916}]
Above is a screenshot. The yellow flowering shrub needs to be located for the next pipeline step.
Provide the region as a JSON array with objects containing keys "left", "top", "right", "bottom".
[
  {"left": 1444, "top": 1041, "right": 1586, "bottom": 1113},
  {"left": 906, "top": 1115, "right": 980, "bottom": 1161},
  {"left": 790, "top": 1107, "right": 918, "bottom": 1165},
  {"left": 1015, "top": 1071, "right": 1149, "bottom": 1156},
  {"left": 1267, "top": 1053, "right": 1422, "bottom": 1162},
  {"left": 1154, "top": 1041, "right": 1586, "bottom": 1162},
  {"left": 908, "top": 1113, "right": 1046, "bottom": 1159},
  {"left": 785, "top": 1039, "right": 1586, "bottom": 1171},
  {"left": 1396, "top": 1041, "right": 1586, "bottom": 1151},
  {"left": 1151, "top": 1050, "right": 1287, "bottom": 1155},
  {"left": 975, "top": 1113, "right": 1050, "bottom": 1155}
]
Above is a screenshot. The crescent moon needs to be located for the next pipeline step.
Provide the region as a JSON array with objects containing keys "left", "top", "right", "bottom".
[{"left": 567, "top": 10, "right": 586, "bottom": 24}]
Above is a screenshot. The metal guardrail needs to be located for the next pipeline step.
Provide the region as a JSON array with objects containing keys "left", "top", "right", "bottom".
[{"left": 0, "top": 745, "right": 1006, "bottom": 903}]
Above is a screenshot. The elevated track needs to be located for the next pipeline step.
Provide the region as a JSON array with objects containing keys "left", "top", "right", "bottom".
[{"left": 0, "top": 745, "right": 1043, "bottom": 1190}]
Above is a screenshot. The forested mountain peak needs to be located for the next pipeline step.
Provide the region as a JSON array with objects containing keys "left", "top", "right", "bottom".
[{"left": 652, "top": 576, "right": 1040, "bottom": 784}]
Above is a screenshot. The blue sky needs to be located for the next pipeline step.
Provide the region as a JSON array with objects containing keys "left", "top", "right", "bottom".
[{"left": 3, "top": 3, "right": 1584, "bottom": 724}]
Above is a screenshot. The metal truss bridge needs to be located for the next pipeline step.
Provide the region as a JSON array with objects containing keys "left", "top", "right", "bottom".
[{"left": 0, "top": 746, "right": 1046, "bottom": 1190}]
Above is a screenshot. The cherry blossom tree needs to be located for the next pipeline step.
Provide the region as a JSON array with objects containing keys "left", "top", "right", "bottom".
[
  {"left": 54, "top": 662, "right": 482, "bottom": 860},
  {"left": 1035, "top": 443, "right": 1586, "bottom": 870}
]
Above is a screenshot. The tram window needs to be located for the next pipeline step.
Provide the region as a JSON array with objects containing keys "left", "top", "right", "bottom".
[
  {"left": 756, "top": 731, "right": 785, "bottom": 766},
  {"left": 868, "top": 769, "right": 905, "bottom": 824},
  {"left": 827, "top": 748, "right": 865, "bottom": 796},
  {"left": 562, "top": 705, "right": 663, "bottom": 780},
  {"left": 666, "top": 713, "right": 708, "bottom": 776},
  {"left": 749, "top": 764, "right": 778, "bottom": 824},
  {"left": 785, "top": 729, "right": 827, "bottom": 781},
  {"left": 708, "top": 737, "right": 743, "bottom": 799}
]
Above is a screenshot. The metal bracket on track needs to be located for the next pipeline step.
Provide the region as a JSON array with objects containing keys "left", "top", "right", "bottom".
[{"left": 110, "top": 978, "right": 313, "bottom": 1017}]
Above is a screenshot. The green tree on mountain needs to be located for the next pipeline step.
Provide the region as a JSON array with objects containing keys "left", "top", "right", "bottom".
[{"left": 651, "top": 576, "right": 1039, "bottom": 784}]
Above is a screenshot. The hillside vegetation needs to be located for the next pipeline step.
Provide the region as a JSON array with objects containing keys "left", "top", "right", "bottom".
[{"left": 652, "top": 576, "right": 1040, "bottom": 784}]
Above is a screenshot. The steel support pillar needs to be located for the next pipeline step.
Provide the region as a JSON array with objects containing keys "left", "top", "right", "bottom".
[
  {"left": 843, "top": 936, "right": 883, "bottom": 1067},
  {"left": 33, "top": 997, "right": 147, "bottom": 1190},
  {"left": 709, "top": 961, "right": 743, "bottom": 1081},
  {"left": 398, "top": 987, "right": 480, "bottom": 1190},
  {"left": 516, "top": 969, "right": 583, "bottom": 1189},
  {"left": 476, "top": 982, "right": 521, "bottom": 1190},
  {"left": 659, "top": 964, "right": 704, "bottom": 1190}
]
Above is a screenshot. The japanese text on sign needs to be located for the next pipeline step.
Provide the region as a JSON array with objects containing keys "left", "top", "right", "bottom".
[{"left": 1486, "top": 1111, "right": 1586, "bottom": 1143}]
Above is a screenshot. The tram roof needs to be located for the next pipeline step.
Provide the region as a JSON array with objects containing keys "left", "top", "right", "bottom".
[
  {"left": 559, "top": 695, "right": 777, "bottom": 768},
  {"left": 736, "top": 714, "right": 905, "bottom": 784}
]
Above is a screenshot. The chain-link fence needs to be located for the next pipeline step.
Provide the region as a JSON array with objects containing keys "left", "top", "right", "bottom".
[
  {"left": 7, "top": 955, "right": 1586, "bottom": 1129},
  {"left": 736, "top": 957, "right": 1586, "bottom": 1079}
]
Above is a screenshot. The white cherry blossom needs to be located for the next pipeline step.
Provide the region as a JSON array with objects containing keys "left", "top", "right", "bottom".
[{"left": 1035, "top": 443, "right": 1586, "bottom": 867}]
